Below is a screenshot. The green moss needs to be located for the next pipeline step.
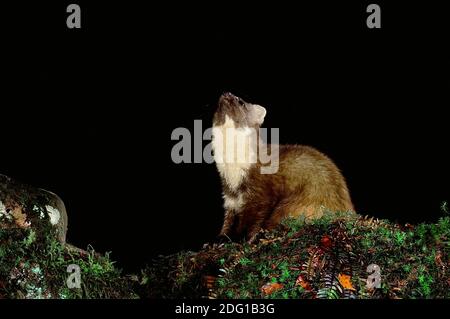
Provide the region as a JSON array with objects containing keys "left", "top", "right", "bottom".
[
  {"left": 239, "top": 257, "right": 252, "bottom": 266},
  {"left": 394, "top": 231, "right": 407, "bottom": 246},
  {"left": 0, "top": 227, "right": 137, "bottom": 299}
]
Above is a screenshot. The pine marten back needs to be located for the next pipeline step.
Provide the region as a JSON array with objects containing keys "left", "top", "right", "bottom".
[{"left": 212, "top": 93, "right": 354, "bottom": 242}]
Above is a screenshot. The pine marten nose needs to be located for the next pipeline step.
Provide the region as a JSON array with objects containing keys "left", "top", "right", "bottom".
[
  {"left": 222, "top": 92, "right": 235, "bottom": 98},
  {"left": 220, "top": 92, "right": 243, "bottom": 106},
  {"left": 220, "top": 92, "right": 237, "bottom": 103}
]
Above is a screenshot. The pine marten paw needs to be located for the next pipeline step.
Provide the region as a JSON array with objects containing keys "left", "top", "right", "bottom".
[
  {"left": 216, "top": 233, "right": 232, "bottom": 245},
  {"left": 202, "top": 234, "right": 231, "bottom": 249}
]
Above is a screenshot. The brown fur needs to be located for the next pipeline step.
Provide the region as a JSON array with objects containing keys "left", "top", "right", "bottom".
[{"left": 213, "top": 93, "right": 354, "bottom": 242}]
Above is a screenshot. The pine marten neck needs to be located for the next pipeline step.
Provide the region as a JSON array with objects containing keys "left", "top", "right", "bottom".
[{"left": 211, "top": 93, "right": 266, "bottom": 191}]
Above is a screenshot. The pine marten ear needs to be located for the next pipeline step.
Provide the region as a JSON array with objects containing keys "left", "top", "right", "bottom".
[{"left": 249, "top": 104, "right": 266, "bottom": 125}]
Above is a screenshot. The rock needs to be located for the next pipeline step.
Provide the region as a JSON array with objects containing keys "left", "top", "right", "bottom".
[{"left": 0, "top": 174, "right": 68, "bottom": 244}]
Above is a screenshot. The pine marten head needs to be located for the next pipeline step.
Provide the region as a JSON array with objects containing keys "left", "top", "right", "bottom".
[{"left": 213, "top": 92, "right": 266, "bottom": 129}]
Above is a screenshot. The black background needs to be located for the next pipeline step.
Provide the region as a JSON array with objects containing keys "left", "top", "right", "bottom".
[{"left": 2, "top": 1, "right": 449, "bottom": 272}]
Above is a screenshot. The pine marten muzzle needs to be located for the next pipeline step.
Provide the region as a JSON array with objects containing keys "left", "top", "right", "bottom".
[{"left": 212, "top": 93, "right": 354, "bottom": 242}]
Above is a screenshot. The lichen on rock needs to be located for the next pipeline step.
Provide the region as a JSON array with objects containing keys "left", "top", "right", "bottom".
[{"left": 0, "top": 174, "right": 67, "bottom": 242}]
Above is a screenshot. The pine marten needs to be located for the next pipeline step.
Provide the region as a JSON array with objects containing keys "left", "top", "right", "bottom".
[{"left": 212, "top": 92, "right": 354, "bottom": 242}]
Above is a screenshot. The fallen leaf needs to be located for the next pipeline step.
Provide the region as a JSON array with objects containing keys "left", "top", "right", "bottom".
[
  {"left": 203, "top": 275, "right": 216, "bottom": 289},
  {"left": 320, "top": 235, "right": 332, "bottom": 249},
  {"left": 295, "top": 274, "right": 312, "bottom": 291},
  {"left": 261, "top": 282, "right": 283, "bottom": 296},
  {"left": 435, "top": 251, "right": 444, "bottom": 267},
  {"left": 338, "top": 273, "right": 356, "bottom": 291}
]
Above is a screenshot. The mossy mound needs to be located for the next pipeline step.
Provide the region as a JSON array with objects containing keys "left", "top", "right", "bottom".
[
  {"left": 141, "top": 212, "right": 450, "bottom": 299},
  {"left": 0, "top": 174, "right": 137, "bottom": 299},
  {"left": 0, "top": 226, "right": 138, "bottom": 299}
]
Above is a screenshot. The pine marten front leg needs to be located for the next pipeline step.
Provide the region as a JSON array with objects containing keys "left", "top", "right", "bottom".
[
  {"left": 219, "top": 208, "right": 264, "bottom": 243},
  {"left": 232, "top": 207, "right": 268, "bottom": 243},
  {"left": 218, "top": 210, "right": 236, "bottom": 241},
  {"left": 246, "top": 219, "right": 265, "bottom": 244}
]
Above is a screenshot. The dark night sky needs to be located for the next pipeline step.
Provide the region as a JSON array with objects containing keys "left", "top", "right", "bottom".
[{"left": 2, "top": 1, "right": 449, "bottom": 272}]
